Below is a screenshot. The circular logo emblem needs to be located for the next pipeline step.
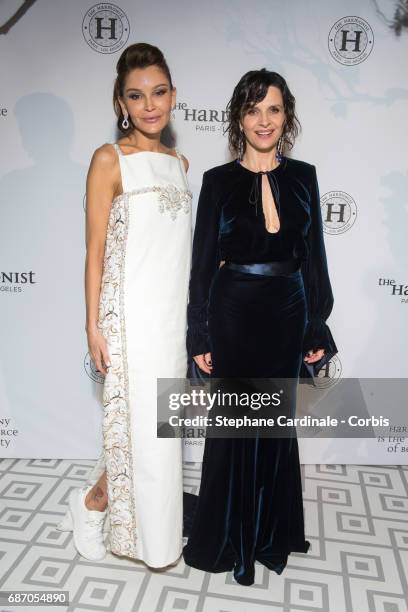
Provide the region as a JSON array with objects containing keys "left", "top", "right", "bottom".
[
  {"left": 315, "top": 355, "right": 342, "bottom": 389},
  {"left": 328, "top": 16, "right": 374, "bottom": 65},
  {"left": 84, "top": 352, "right": 104, "bottom": 384},
  {"left": 321, "top": 191, "right": 357, "bottom": 235},
  {"left": 82, "top": 4, "right": 130, "bottom": 54}
]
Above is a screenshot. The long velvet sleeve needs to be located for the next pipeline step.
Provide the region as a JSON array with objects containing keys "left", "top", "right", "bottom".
[
  {"left": 300, "top": 165, "right": 338, "bottom": 376},
  {"left": 187, "top": 171, "right": 221, "bottom": 360}
]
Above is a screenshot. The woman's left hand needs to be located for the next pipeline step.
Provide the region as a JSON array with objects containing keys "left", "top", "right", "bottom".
[{"left": 303, "top": 348, "right": 325, "bottom": 364}]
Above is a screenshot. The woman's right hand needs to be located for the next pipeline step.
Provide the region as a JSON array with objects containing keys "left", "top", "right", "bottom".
[
  {"left": 193, "top": 352, "right": 212, "bottom": 375},
  {"left": 87, "top": 326, "right": 111, "bottom": 376}
]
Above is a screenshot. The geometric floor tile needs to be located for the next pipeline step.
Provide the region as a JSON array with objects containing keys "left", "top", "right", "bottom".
[{"left": 0, "top": 459, "right": 407, "bottom": 612}]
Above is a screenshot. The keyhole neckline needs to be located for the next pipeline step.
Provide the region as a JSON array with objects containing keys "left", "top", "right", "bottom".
[{"left": 236, "top": 157, "right": 284, "bottom": 175}]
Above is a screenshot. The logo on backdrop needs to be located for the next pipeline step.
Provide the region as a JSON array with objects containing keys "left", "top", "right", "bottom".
[
  {"left": 0, "top": 107, "right": 7, "bottom": 118},
  {"left": 174, "top": 101, "right": 229, "bottom": 134},
  {"left": 314, "top": 354, "right": 342, "bottom": 389},
  {"left": 320, "top": 191, "right": 357, "bottom": 235},
  {"left": 82, "top": 4, "right": 130, "bottom": 54},
  {"left": 84, "top": 352, "right": 104, "bottom": 384},
  {"left": 378, "top": 278, "right": 408, "bottom": 304},
  {"left": 328, "top": 16, "right": 374, "bottom": 65},
  {"left": 1, "top": 271, "right": 36, "bottom": 293}
]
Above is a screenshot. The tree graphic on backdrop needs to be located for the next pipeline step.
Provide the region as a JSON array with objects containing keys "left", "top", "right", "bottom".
[
  {"left": 0, "top": 0, "right": 37, "bottom": 35},
  {"left": 1, "top": 0, "right": 407, "bottom": 36},
  {"left": 372, "top": 0, "right": 408, "bottom": 35}
]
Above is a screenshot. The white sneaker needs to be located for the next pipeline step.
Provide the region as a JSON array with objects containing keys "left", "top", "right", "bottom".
[
  {"left": 56, "top": 509, "right": 109, "bottom": 534},
  {"left": 55, "top": 512, "right": 73, "bottom": 531},
  {"left": 68, "top": 485, "right": 107, "bottom": 561}
]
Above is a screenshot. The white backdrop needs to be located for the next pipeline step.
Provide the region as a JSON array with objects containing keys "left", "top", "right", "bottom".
[{"left": 0, "top": 0, "right": 407, "bottom": 462}]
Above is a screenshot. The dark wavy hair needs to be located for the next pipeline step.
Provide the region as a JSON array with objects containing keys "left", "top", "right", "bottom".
[
  {"left": 224, "top": 69, "right": 301, "bottom": 157},
  {"left": 113, "top": 42, "right": 173, "bottom": 134}
]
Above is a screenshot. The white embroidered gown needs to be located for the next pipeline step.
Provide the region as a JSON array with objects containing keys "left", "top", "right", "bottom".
[{"left": 90, "top": 144, "right": 191, "bottom": 566}]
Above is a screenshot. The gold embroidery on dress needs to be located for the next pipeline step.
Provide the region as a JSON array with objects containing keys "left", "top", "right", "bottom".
[
  {"left": 113, "top": 185, "right": 192, "bottom": 220},
  {"left": 98, "top": 193, "right": 138, "bottom": 558}
]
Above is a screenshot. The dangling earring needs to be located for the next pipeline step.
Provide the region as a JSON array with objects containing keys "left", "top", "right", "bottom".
[
  {"left": 122, "top": 113, "right": 129, "bottom": 130},
  {"left": 276, "top": 135, "right": 284, "bottom": 162},
  {"left": 238, "top": 129, "right": 245, "bottom": 160}
]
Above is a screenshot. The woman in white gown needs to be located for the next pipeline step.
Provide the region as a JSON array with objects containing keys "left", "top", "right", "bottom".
[{"left": 57, "top": 43, "right": 192, "bottom": 568}]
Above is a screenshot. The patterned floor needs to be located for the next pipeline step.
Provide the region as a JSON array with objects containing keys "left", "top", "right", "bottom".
[{"left": 0, "top": 459, "right": 407, "bottom": 612}]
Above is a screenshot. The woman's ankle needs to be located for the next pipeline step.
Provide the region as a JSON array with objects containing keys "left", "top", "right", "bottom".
[{"left": 85, "top": 485, "right": 107, "bottom": 511}]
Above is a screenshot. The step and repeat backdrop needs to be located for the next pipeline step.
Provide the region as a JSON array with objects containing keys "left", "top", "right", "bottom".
[{"left": 0, "top": 0, "right": 407, "bottom": 462}]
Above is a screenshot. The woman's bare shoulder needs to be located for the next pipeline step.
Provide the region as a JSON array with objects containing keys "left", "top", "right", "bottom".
[
  {"left": 180, "top": 153, "right": 189, "bottom": 172},
  {"left": 90, "top": 143, "right": 118, "bottom": 169},
  {"left": 159, "top": 144, "right": 189, "bottom": 172}
]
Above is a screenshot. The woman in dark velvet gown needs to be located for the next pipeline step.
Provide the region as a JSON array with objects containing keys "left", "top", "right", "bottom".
[{"left": 182, "top": 69, "right": 338, "bottom": 585}]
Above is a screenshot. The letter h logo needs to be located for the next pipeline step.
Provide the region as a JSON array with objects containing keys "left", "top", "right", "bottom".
[
  {"left": 339, "top": 28, "right": 362, "bottom": 52},
  {"left": 95, "top": 16, "right": 117, "bottom": 40},
  {"left": 325, "top": 202, "right": 346, "bottom": 224}
]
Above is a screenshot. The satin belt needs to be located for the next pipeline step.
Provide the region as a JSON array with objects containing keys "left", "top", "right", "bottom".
[{"left": 224, "top": 259, "right": 300, "bottom": 276}]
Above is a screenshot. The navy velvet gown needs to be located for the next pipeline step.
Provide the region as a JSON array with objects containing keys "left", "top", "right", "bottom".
[{"left": 182, "top": 157, "right": 337, "bottom": 585}]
